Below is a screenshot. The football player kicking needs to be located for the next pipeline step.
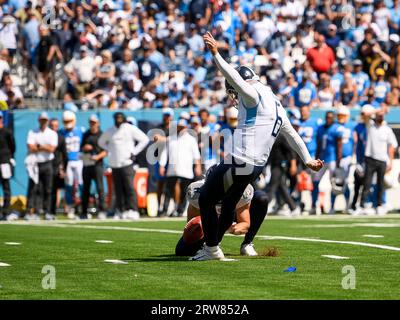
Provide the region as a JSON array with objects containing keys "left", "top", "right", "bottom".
[
  {"left": 191, "top": 32, "right": 323, "bottom": 261},
  {"left": 175, "top": 172, "right": 269, "bottom": 257}
]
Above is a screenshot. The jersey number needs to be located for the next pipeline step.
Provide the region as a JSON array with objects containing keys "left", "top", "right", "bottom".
[{"left": 272, "top": 102, "right": 283, "bottom": 137}]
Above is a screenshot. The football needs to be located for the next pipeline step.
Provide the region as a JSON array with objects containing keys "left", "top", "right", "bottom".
[{"left": 182, "top": 216, "right": 204, "bottom": 245}]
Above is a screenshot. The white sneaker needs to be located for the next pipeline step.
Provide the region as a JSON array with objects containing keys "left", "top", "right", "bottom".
[
  {"left": 97, "top": 212, "right": 107, "bottom": 220},
  {"left": 113, "top": 212, "right": 122, "bottom": 220},
  {"left": 376, "top": 206, "right": 387, "bottom": 216},
  {"left": 240, "top": 243, "right": 258, "bottom": 256},
  {"left": 122, "top": 210, "right": 139, "bottom": 220},
  {"left": 277, "top": 208, "right": 291, "bottom": 216},
  {"left": 189, "top": 244, "right": 225, "bottom": 261},
  {"left": 6, "top": 212, "right": 19, "bottom": 221},
  {"left": 25, "top": 213, "right": 40, "bottom": 221},
  {"left": 67, "top": 208, "right": 76, "bottom": 220},
  {"left": 45, "top": 213, "right": 55, "bottom": 221},
  {"left": 362, "top": 207, "right": 376, "bottom": 216},
  {"left": 291, "top": 207, "right": 301, "bottom": 217},
  {"left": 348, "top": 208, "right": 362, "bottom": 216}
]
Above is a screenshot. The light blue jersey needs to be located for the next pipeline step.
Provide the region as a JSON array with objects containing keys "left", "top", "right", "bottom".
[
  {"left": 298, "top": 117, "right": 321, "bottom": 157},
  {"left": 60, "top": 127, "right": 85, "bottom": 161},
  {"left": 352, "top": 71, "right": 370, "bottom": 97},
  {"left": 337, "top": 121, "right": 357, "bottom": 158},
  {"left": 317, "top": 123, "right": 341, "bottom": 163}
]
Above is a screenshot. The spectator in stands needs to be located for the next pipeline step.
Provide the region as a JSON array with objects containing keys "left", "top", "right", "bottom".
[
  {"left": 340, "top": 72, "right": 358, "bottom": 107},
  {"left": 49, "top": 118, "right": 67, "bottom": 220},
  {"left": 0, "top": 73, "right": 24, "bottom": 109},
  {"left": 352, "top": 59, "right": 370, "bottom": 99},
  {"left": 360, "top": 110, "right": 398, "bottom": 215},
  {"left": 317, "top": 73, "right": 336, "bottom": 109},
  {"left": 95, "top": 50, "right": 115, "bottom": 89},
  {"left": 306, "top": 34, "right": 335, "bottom": 74},
  {"left": 0, "top": 111, "right": 15, "bottom": 220},
  {"left": 80, "top": 114, "right": 107, "bottom": 220},
  {"left": 64, "top": 46, "right": 96, "bottom": 99},
  {"left": 289, "top": 73, "right": 317, "bottom": 108},
  {"left": 26, "top": 112, "right": 58, "bottom": 220},
  {"left": 98, "top": 112, "right": 149, "bottom": 219},
  {"left": 0, "top": 49, "right": 10, "bottom": 80},
  {"left": 159, "top": 119, "right": 201, "bottom": 217},
  {"left": 137, "top": 46, "right": 160, "bottom": 87},
  {"left": 263, "top": 53, "right": 285, "bottom": 93},
  {"left": 0, "top": 15, "right": 18, "bottom": 58},
  {"left": 372, "top": 68, "right": 391, "bottom": 105}
]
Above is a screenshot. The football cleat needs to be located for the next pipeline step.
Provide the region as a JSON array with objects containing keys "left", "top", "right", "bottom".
[
  {"left": 240, "top": 243, "right": 258, "bottom": 256},
  {"left": 189, "top": 244, "right": 225, "bottom": 261}
]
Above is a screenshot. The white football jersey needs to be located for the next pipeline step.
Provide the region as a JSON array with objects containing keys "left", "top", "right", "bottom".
[
  {"left": 230, "top": 82, "right": 286, "bottom": 166},
  {"left": 187, "top": 180, "right": 254, "bottom": 210}
]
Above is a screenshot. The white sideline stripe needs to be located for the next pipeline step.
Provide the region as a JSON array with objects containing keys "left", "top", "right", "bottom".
[
  {"left": 0, "top": 262, "right": 11, "bottom": 267},
  {"left": 4, "top": 242, "right": 21, "bottom": 245},
  {"left": 104, "top": 259, "right": 128, "bottom": 265},
  {"left": 321, "top": 255, "right": 349, "bottom": 260},
  {"left": 220, "top": 258, "right": 238, "bottom": 262},
  {"left": 4, "top": 221, "right": 400, "bottom": 252},
  {"left": 258, "top": 236, "right": 400, "bottom": 252},
  {"left": 95, "top": 240, "right": 114, "bottom": 244},
  {"left": 363, "top": 235, "right": 384, "bottom": 238}
]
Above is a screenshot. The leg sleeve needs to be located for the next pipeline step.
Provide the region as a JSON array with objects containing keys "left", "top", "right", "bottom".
[{"left": 243, "top": 190, "right": 269, "bottom": 245}]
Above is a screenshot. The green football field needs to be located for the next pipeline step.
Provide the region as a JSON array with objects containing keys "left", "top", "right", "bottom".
[{"left": 0, "top": 215, "right": 400, "bottom": 300}]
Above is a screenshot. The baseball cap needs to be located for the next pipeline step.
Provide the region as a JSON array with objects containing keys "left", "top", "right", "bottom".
[
  {"left": 63, "top": 110, "right": 76, "bottom": 121},
  {"left": 162, "top": 107, "right": 174, "bottom": 117},
  {"left": 80, "top": 45, "right": 89, "bottom": 52},
  {"left": 89, "top": 114, "right": 99, "bottom": 122},
  {"left": 190, "top": 116, "right": 200, "bottom": 124},
  {"left": 179, "top": 111, "right": 190, "bottom": 120},
  {"left": 376, "top": 68, "right": 385, "bottom": 76},
  {"left": 39, "top": 112, "right": 49, "bottom": 120},
  {"left": 177, "top": 119, "right": 188, "bottom": 127},
  {"left": 361, "top": 104, "right": 375, "bottom": 114},
  {"left": 353, "top": 59, "right": 362, "bottom": 66},
  {"left": 270, "top": 52, "right": 279, "bottom": 61},
  {"left": 337, "top": 105, "right": 350, "bottom": 116}
]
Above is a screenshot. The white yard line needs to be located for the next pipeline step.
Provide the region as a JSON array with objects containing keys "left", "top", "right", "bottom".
[
  {"left": 321, "top": 255, "right": 350, "bottom": 260},
  {"left": 301, "top": 223, "right": 400, "bottom": 228},
  {"left": 363, "top": 235, "right": 384, "bottom": 238},
  {"left": 4, "top": 242, "right": 21, "bottom": 245},
  {"left": 104, "top": 259, "right": 128, "bottom": 265},
  {"left": 3, "top": 221, "right": 400, "bottom": 252},
  {"left": 0, "top": 262, "right": 11, "bottom": 267},
  {"left": 258, "top": 236, "right": 400, "bottom": 252}
]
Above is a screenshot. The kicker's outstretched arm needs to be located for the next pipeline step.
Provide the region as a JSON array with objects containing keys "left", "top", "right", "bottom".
[
  {"left": 280, "top": 115, "right": 324, "bottom": 172},
  {"left": 204, "top": 32, "right": 259, "bottom": 108}
]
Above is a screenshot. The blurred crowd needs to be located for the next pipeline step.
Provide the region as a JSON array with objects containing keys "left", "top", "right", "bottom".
[{"left": 0, "top": 0, "right": 400, "bottom": 111}]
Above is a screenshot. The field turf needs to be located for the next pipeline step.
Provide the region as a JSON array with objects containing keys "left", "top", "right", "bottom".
[{"left": 0, "top": 215, "right": 400, "bottom": 300}]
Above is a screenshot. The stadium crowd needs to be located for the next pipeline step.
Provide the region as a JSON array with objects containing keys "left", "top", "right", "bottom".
[
  {"left": 0, "top": 0, "right": 400, "bottom": 110},
  {"left": 0, "top": 0, "right": 400, "bottom": 220}
]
